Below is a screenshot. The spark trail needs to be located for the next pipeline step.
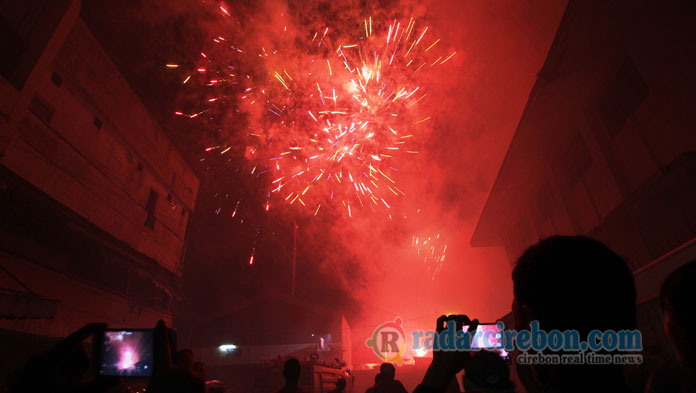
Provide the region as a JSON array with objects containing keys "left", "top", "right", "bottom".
[{"left": 175, "top": 9, "right": 456, "bottom": 219}]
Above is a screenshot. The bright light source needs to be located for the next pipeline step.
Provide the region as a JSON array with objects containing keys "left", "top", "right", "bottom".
[{"left": 218, "top": 344, "right": 237, "bottom": 352}]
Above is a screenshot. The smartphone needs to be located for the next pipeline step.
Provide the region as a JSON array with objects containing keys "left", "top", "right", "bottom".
[
  {"left": 95, "top": 329, "right": 155, "bottom": 377},
  {"left": 463, "top": 323, "right": 503, "bottom": 349}
]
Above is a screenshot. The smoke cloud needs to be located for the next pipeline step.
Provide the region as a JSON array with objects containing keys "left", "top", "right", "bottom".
[{"left": 82, "top": 0, "right": 567, "bottom": 361}]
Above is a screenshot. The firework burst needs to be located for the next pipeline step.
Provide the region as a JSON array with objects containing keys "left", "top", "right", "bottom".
[
  {"left": 412, "top": 232, "right": 448, "bottom": 279},
  {"left": 175, "top": 7, "right": 456, "bottom": 219}
]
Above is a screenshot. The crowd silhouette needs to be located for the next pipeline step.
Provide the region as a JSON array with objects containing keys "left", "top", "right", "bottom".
[{"left": 4, "top": 236, "right": 695, "bottom": 393}]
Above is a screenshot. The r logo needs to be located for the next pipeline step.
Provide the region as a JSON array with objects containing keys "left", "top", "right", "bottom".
[{"left": 366, "top": 317, "right": 406, "bottom": 365}]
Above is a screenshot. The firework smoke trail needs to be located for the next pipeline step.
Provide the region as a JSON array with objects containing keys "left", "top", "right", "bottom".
[{"left": 174, "top": 5, "right": 456, "bottom": 219}]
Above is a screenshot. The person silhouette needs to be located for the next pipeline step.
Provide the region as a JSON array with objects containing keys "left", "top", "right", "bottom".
[
  {"left": 327, "top": 378, "right": 346, "bottom": 393},
  {"left": 366, "top": 372, "right": 388, "bottom": 393},
  {"left": 6, "top": 320, "right": 205, "bottom": 393},
  {"left": 660, "top": 259, "right": 696, "bottom": 371},
  {"left": 645, "top": 260, "right": 696, "bottom": 393},
  {"left": 372, "top": 363, "right": 407, "bottom": 393},
  {"left": 193, "top": 361, "right": 207, "bottom": 381},
  {"left": 415, "top": 236, "right": 637, "bottom": 393},
  {"left": 274, "top": 357, "right": 309, "bottom": 393},
  {"left": 175, "top": 349, "right": 194, "bottom": 372}
]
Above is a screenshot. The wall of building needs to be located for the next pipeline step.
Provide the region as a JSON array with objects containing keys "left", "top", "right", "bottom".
[
  {"left": 0, "top": 0, "right": 199, "bottom": 339},
  {"left": 475, "top": 0, "right": 696, "bottom": 265},
  {"left": 474, "top": 0, "right": 696, "bottom": 371},
  {"left": 1, "top": 16, "right": 199, "bottom": 274}
]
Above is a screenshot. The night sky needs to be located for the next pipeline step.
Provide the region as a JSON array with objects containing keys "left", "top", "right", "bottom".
[{"left": 80, "top": 0, "right": 567, "bottom": 360}]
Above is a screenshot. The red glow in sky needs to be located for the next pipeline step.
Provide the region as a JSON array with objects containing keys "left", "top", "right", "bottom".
[
  {"left": 170, "top": 0, "right": 568, "bottom": 361},
  {"left": 81, "top": 0, "right": 569, "bottom": 365}
]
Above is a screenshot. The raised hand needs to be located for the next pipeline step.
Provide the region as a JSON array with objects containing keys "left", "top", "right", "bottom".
[
  {"left": 6, "top": 323, "right": 121, "bottom": 393},
  {"left": 419, "top": 314, "right": 479, "bottom": 392},
  {"left": 146, "top": 320, "right": 205, "bottom": 393}
]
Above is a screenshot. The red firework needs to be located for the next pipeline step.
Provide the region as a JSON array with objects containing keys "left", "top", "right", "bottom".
[{"left": 175, "top": 9, "right": 455, "bottom": 219}]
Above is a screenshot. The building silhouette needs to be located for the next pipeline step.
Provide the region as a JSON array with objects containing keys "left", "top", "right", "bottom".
[
  {"left": 472, "top": 0, "right": 696, "bottom": 368},
  {"left": 0, "top": 0, "right": 199, "bottom": 342}
]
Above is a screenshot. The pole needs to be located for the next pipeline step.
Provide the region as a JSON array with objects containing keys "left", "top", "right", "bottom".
[{"left": 292, "top": 221, "right": 297, "bottom": 297}]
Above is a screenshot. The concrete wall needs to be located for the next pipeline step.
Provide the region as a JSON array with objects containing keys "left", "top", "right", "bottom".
[
  {"left": 1, "top": 16, "right": 199, "bottom": 274},
  {"left": 474, "top": 0, "right": 696, "bottom": 375},
  {"left": 0, "top": 250, "right": 171, "bottom": 337},
  {"left": 0, "top": 0, "right": 198, "bottom": 339},
  {"left": 472, "top": 0, "right": 696, "bottom": 268}
]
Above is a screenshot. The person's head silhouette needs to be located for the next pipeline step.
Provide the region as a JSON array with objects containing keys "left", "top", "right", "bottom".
[
  {"left": 282, "top": 357, "right": 302, "bottom": 386},
  {"left": 661, "top": 259, "right": 696, "bottom": 370},
  {"left": 374, "top": 372, "right": 387, "bottom": 385},
  {"left": 334, "top": 378, "right": 346, "bottom": 392},
  {"left": 379, "top": 363, "right": 396, "bottom": 380},
  {"left": 512, "top": 236, "right": 636, "bottom": 392}
]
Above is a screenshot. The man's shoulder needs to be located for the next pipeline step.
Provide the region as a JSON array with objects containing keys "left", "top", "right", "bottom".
[{"left": 384, "top": 379, "right": 408, "bottom": 393}]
